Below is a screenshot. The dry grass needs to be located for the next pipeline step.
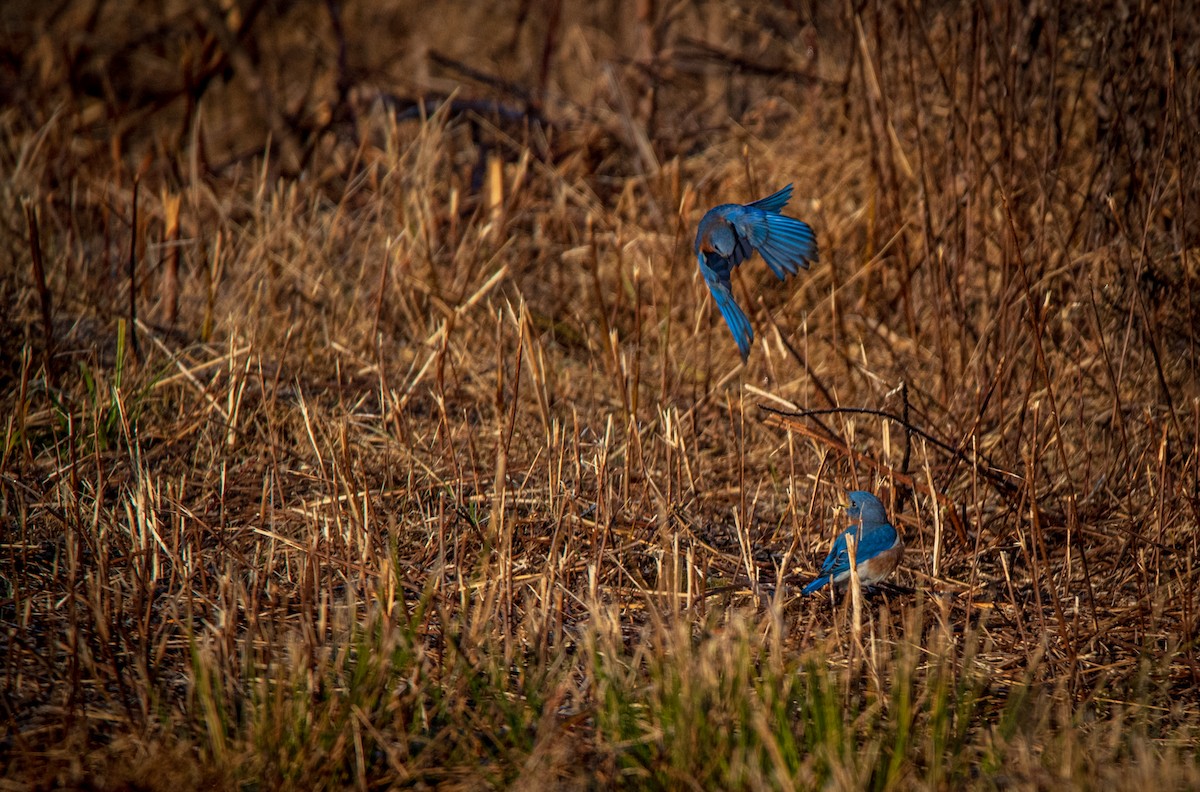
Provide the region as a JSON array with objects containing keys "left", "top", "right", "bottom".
[{"left": 2, "top": 0, "right": 1199, "bottom": 789}]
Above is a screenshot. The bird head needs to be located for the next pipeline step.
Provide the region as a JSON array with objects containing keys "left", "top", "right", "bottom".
[
  {"left": 844, "top": 491, "right": 889, "bottom": 525},
  {"left": 697, "top": 215, "right": 737, "bottom": 257}
]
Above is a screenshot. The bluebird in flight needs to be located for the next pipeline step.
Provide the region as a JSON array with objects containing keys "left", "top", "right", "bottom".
[
  {"left": 695, "top": 184, "right": 819, "bottom": 360},
  {"left": 803, "top": 491, "right": 904, "bottom": 595}
]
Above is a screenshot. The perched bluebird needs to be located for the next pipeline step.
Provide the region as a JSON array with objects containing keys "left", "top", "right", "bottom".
[
  {"left": 803, "top": 491, "right": 904, "bottom": 595},
  {"left": 694, "top": 183, "right": 819, "bottom": 360}
]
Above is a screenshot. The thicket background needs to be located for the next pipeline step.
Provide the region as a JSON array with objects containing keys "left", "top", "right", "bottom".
[{"left": 2, "top": 0, "right": 1198, "bottom": 788}]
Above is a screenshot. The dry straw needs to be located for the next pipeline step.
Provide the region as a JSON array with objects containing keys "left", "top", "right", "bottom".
[{"left": 1, "top": 0, "right": 1197, "bottom": 788}]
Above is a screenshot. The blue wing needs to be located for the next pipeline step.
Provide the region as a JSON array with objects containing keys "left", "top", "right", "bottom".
[
  {"left": 732, "top": 211, "right": 820, "bottom": 280},
  {"left": 802, "top": 520, "right": 897, "bottom": 595},
  {"left": 803, "top": 531, "right": 851, "bottom": 594},
  {"left": 855, "top": 521, "right": 898, "bottom": 558},
  {"left": 746, "top": 184, "right": 794, "bottom": 214}
]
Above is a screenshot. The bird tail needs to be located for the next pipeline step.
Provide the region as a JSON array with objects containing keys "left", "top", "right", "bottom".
[
  {"left": 802, "top": 576, "right": 828, "bottom": 595},
  {"left": 754, "top": 213, "right": 819, "bottom": 280},
  {"left": 710, "top": 279, "right": 753, "bottom": 361},
  {"left": 747, "top": 184, "right": 794, "bottom": 214}
]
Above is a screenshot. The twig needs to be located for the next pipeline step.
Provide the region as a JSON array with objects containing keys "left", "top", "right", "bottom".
[
  {"left": 760, "top": 403, "right": 1019, "bottom": 500},
  {"left": 380, "top": 94, "right": 550, "bottom": 127},
  {"left": 675, "top": 36, "right": 835, "bottom": 85},
  {"left": 23, "top": 200, "right": 54, "bottom": 381},
  {"left": 128, "top": 178, "right": 140, "bottom": 361},
  {"left": 758, "top": 307, "right": 839, "bottom": 411},
  {"left": 429, "top": 50, "right": 534, "bottom": 106},
  {"left": 896, "top": 382, "right": 913, "bottom": 514}
]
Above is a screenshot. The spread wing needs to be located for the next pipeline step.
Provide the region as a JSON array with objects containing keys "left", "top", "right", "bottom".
[
  {"left": 731, "top": 211, "right": 820, "bottom": 280},
  {"left": 746, "top": 184, "right": 794, "bottom": 213}
]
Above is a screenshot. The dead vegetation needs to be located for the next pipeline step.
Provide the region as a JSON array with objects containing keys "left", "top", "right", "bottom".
[{"left": 2, "top": 0, "right": 1199, "bottom": 788}]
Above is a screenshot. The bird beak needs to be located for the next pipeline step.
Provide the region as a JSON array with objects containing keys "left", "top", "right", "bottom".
[{"left": 835, "top": 490, "right": 851, "bottom": 508}]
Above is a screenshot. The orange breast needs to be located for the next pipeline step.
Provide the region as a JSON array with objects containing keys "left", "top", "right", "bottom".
[{"left": 856, "top": 542, "right": 904, "bottom": 585}]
